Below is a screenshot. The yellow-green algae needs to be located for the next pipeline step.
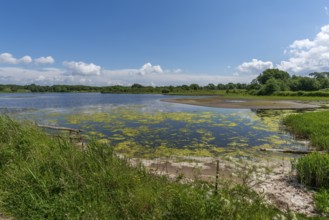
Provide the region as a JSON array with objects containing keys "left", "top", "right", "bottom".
[{"left": 37, "top": 106, "right": 307, "bottom": 160}]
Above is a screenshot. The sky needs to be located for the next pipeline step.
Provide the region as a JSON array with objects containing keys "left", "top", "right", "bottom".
[{"left": 1, "top": 0, "right": 329, "bottom": 86}]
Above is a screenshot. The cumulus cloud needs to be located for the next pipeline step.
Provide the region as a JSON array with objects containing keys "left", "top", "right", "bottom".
[
  {"left": 0, "top": 53, "right": 33, "bottom": 64},
  {"left": 19, "top": 56, "right": 33, "bottom": 64},
  {"left": 137, "top": 62, "right": 163, "bottom": 75},
  {"left": 35, "top": 56, "right": 55, "bottom": 64},
  {"left": 0, "top": 52, "right": 55, "bottom": 65},
  {"left": 236, "top": 59, "right": 273, "bottom": 74},
  {"left": 0, "top": 53, "right": 18, "bottom": 64},
  {"left": 63, "top": 61, "right": 102, "bottom": 76},
  {"left": 277, "top": 24, "right": 329, "bottom": 73}
]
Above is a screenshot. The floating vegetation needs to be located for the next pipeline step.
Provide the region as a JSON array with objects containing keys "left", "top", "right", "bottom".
[{"left": 11, "top": 103, "right": 307, "bottom": 160}]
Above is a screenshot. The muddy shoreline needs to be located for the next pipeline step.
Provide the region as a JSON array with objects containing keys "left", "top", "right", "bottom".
[
  {"left": 128, "top": 156, "right": 316, "bottom": 216},
  {"left": 162, "top": 97, "right": 320, "bottom": 109},
  {"left": 154, "top": 97, "right": 320, "bottom": 215}
]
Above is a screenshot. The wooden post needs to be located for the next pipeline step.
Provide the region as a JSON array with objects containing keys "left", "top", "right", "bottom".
[
  {"left": 215, "top": 160, "right": 219, "bottom": 194},
  {"left": 37, "top": 124, "right": 84, "bottom": 145}
]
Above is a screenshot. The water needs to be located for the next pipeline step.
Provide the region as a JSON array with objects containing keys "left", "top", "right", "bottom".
[{"left": 0, "top": 93, "right": 307, "bottom": 159}]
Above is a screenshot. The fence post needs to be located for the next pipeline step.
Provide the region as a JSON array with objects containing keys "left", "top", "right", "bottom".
[{"left": 215, "top": 160, "right": 219, "bottom": 194}]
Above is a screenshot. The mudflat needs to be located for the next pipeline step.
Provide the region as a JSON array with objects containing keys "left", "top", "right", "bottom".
[{"left": 162, "top": 96, "right": 320, "bottom": 109}]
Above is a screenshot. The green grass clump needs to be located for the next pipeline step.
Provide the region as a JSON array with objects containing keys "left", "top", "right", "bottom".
[
  {"left": 0, "top": 116, "right": 287, "bottom": 219},
  {"left": 292, "top": 153, "right": 329, "bottom": 189},
  {"left": 284, "top": 111, "right": 329, "bottom": 215},
  {"left": 283, "top": 111, "right": 329, "bottom": 151},
  {"left": 314, "top": 189, "right": 329, "bottom": 215}
]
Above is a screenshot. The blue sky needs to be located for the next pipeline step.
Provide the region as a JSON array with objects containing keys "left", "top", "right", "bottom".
[{"left": 1, "top": 0, "right": 329, "bottom": 86}]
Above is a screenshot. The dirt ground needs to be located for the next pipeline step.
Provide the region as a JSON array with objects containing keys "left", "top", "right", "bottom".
[{"left": 129, "top": 155, "right": 316, "bottom": 216}]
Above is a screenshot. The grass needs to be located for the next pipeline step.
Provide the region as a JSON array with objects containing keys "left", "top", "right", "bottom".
[
  {"left": 283, "top": 111, "right": 329, "bottom": 215},
  {"left": 275, "top": 91, "right": 329, "bottom": 97},
  {"left": 0, "top": 116, "right": 289, "bottom": 219},
  {"left": 292, "top": 153, "right": 329, "bottom": 188},
  {"left": 283, "top": 111, "right": 329, "bottom": 151},
  {"left": 314, "top": 189, "right": 329, "bottom": 215}
]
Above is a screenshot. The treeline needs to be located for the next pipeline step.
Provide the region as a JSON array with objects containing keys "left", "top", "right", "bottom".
[
  {"left": 0, "top": 84, "right": 102, "bottom": 93},
  {"left": 101, "top": 83, "right": 248, "bottom": 94},
  {"left": 249, "top": 69, "right": 329, "bottom": 95},
  {"left": 0, "top": 82, "right": 249, "bottom": 94},
  {"left": 1, "top": 69, "right": 329, "bottom": 95}
]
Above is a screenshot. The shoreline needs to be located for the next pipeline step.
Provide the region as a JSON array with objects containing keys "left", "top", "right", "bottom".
[
  {"left": 128, "top": 155, "right": 315, "bottom": 216},
  {"left": 162, "top": 97, "right": 321, "bottom": 109}
]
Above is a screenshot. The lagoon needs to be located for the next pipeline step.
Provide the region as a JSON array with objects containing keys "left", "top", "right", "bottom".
[{"left": 0, "top": 93, "right": 307, "bottom": 159}]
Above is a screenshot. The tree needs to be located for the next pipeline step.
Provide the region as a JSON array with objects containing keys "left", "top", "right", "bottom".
[
  {"left": 131, "top": 83, "right": 144, "bottom": 89},
  {"left": 309, "top": 72, "right": 329, "bottom": 79},
  {"left": 298, "top": 77, "right": 320, "bottom": 91},
  {"left": 205, "top": 83, "right": 216, "bottom": 90},
  {"left": 189, "top": 84, "right": 200, "bottom": 90},
  {"left": 247, "top": 79, "right": 260, "bottom": 90},
  {"left": 226, "top": 82, "right": 236, "bottom": 90},
  {"left": 257, "top": 69, "right": 290, "bottom": 84},
  {"left": 259, "top": 78, "right": 281, "bottom": 95},
  {"left": 181, "top": 85, "right": 190, "bottom": 90},
  {"left": 217, "top": 83, "right": 226, "bottom": 90}
]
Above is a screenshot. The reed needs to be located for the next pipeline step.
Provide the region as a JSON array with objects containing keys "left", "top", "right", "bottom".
[
  {"left": 283, "top": 111, "right": 329, "bottom": 151},
  {"left": 284, "top": 111, "right": 329, "bottom": 215}
]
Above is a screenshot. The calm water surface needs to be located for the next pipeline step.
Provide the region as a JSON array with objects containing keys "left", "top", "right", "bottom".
[{"left": 0, "top": 93, "right": 307, "bottom": 158}]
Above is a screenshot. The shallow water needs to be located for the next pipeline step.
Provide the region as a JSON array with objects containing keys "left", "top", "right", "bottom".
[{"left": 0, "top": 93, "right": 308, "bottom": 159}]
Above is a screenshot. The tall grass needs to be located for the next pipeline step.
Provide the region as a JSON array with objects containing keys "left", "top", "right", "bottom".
[
  {"left": 283, "top": 111, "right": 329, "bottom": 151},
  {"left": 284, "top": 111, "right": 329, "bottom": 215},
  {"left": 0, "top": 116, "right": 286, "bottom": 219},
  {"left": 292, "top": 153, "right": 329, "bottom": 189}
]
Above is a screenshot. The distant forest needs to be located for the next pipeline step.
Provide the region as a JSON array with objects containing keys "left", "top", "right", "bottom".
[{"left": 1, "top": 69, "right": 329, "bottom": 96}]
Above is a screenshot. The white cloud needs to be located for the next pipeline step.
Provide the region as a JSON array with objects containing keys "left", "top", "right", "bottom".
[
  {"left": 19, "top": 56, "right": 33, "bottom": 64},
  {"left": 0, "top": 61, "right": 254, "bottom": 86},
  {"left": 174, "top": 68, "right": 182, "bottom": 73},
  {"left": 277, "top": 24, "right": 329, "bottom": 73},
  {"left": 35, "top": 56, "right": 55, "bottom": 64},
  {"left": 325, "top": 6, "right": 329, "bottom": 15},
  {"left": 236, "top": 59, "right": 273, "bottom": 74},
  {"left": 102, "top": 69, "right": 253, "bottom": 86},
  {"left": 0, "top": 53, "right": 17, "bottom": 64},
  {"left": 0, "top": 67, "right": 64, "bottom": 85},
  {"left": 63, "top": 61, "right": 101, "bottom": 76},
  {"left": 137, "top": 62, "right": 163, "bottom": 75},
  {"left": 0, "top": 52, "right": 55, "bottom": 65}
]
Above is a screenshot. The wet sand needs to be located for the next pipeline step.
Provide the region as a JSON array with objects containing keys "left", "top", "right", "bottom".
[{"left": 162, "top": 97, "right": 320, "bottom": 109}]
